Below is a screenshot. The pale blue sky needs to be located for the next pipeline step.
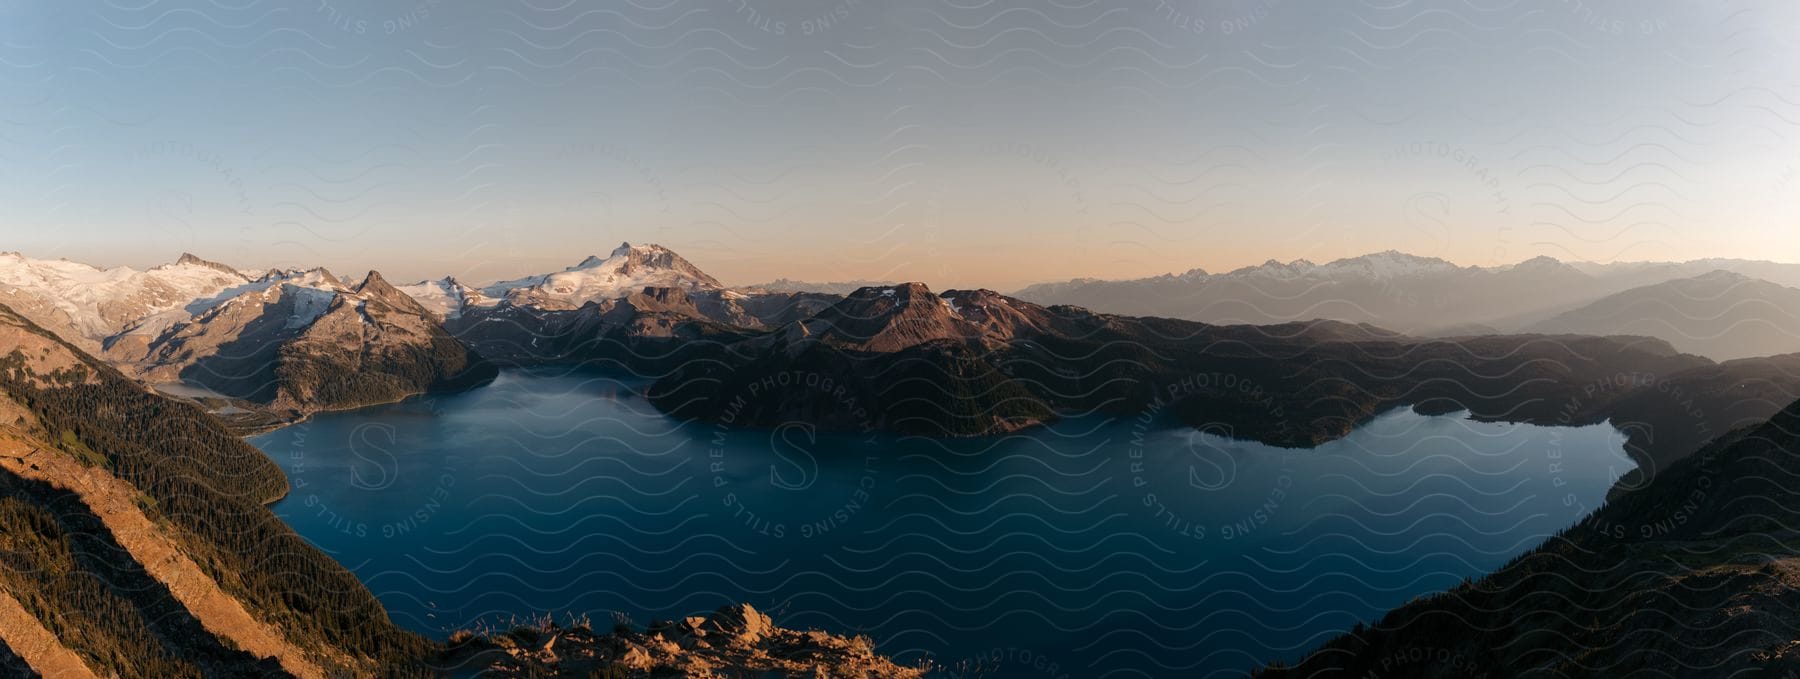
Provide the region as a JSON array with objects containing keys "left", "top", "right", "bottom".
[{"left": 1, "top": 0, "right": 1797, "bottom": 289}]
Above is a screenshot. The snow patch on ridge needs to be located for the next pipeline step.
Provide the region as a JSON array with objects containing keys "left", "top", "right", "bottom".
[
  {"left": 285, "top": 286, "right": 336, "bottom": 329},
  {"left": 0, "top": 252, "right": 251, "bottom": 340},
  {"left": 398, "top": 277, "right": 489, "bottom": 320}
]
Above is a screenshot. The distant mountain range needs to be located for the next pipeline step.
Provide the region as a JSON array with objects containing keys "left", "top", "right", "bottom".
[
  {"left": 748, "top": 278, "right": 899, "bottom": 296},
  {"left": 1013, "top": 251, "right": 1800, "bottom": 359},
  {"left": 1524, "top": 270, "right": 1800, "bottom": 361}
]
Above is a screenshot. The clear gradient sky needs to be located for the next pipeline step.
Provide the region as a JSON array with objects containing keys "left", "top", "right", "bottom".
[{"left": 1, "top": 0, "right": 1798, "bottom": 289}]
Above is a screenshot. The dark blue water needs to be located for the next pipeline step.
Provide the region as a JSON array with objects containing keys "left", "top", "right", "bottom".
[{"left": 252, "top": 368, "right": 1632, "bottom": 677}]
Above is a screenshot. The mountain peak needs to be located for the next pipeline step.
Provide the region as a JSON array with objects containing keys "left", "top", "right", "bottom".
[
  {"left": 356, "top": 270, "right": 394, "bottom": 292},
  {"left": 1314, "top": 251, "right": 1458, "bottom": 278},
  {"left": 482, "top": 243, "right": 722, "bottom": 310},
  {"left": 799, "top": 281, "right": 982, "bottom": 352},
  {"left": 1335, "top": 250, "right": 1452, "bottom": 265},
  {"left": 166, "top": 252, "right": 243, "bottom": 277},
  {"left": 848, "top": 282, "right": 936, "bottom": 304},
  {"left": 1503, "top": 255, "right": 1577, "bottom": 274},
  {"left": 351, "top": 269, "right": 437, "bottom": 317},
  {"left": 279, "top": 267, "right": 345, "bottom": 290},
  {"left": 1692, "top": 269, "right": 1752, "bottom": 282},
  {"left": 569, "top": 243, "right": 669, "bottom": 271}
]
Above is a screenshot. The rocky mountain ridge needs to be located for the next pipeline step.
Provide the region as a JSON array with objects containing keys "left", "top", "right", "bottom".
[
  {"left": 100, "top": 266, "right": 493, "bottom": 425},
  {"left": 0, "top": 251, "right": 256, "bottom": 351}
]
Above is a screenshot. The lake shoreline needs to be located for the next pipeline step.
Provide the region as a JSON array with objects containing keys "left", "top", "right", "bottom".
[{"left": 248, "top": 369, "right": 1637, "bottom": 674}]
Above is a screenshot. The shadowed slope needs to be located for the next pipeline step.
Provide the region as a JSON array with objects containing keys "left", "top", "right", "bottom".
[{"left": 1256, "top": 399, "right": 1800, "bottom": 677}]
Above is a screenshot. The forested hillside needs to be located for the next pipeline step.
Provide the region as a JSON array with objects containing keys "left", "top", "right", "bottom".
[{"left": 0, "top": 303, "right": 429, "bottom": 676}]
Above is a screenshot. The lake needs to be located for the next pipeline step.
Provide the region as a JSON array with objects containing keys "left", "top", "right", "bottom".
[{"left": 251, "top": 367, "right": 1634, "bottom": 677}]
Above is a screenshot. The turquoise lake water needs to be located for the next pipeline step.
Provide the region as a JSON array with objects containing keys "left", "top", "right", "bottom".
[{"left": 251, "top": 367, "right": 1633, "bottom": 677}]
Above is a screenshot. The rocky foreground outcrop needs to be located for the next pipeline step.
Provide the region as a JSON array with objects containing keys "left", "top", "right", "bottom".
[{"left": 444, "top": 603, "right": 924, "bottom": 678}]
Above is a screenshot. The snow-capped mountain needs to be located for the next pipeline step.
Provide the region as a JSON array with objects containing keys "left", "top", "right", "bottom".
[
  {"left": 408, "top": 243, "right": 847, "bottom": 362},
  {"left": 473, "top": 242, "right": 724, "bottom": 312},
  {"left": 105, "top": 267, "right": 352, "bottom": 374},
  {"left": 0, "top": 251, "right": 254, "bottom": 348},
  {"left": 0, "top": 243, "right": 763, "bottom": 420},
  {"left": 395, "top": 244, "right": 727, "bottom": 321},
  {"left": 397, "top": 276, "right": 489, "bottom": 321},
  {"left": 111, "top": 268, "right": 491, "bottom": 412}
]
